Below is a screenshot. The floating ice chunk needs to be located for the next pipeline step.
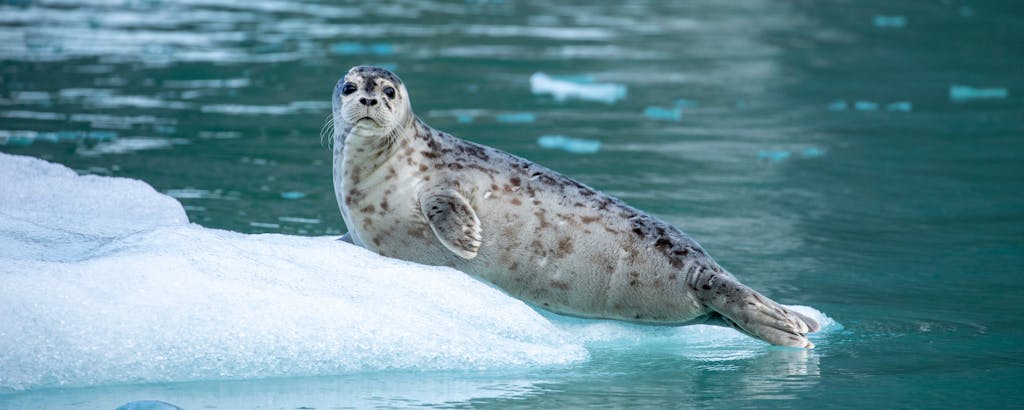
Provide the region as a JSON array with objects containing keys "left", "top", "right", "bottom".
[
  {"left": 280, "top": 191, "right": 306, "bottom": 199},
  {"left": 827, "top": 100, "right": 848, "bottom": 111},
  {"left": 854, "top": 101, "right": 879, "bottom": 111},
  {"left": 495, "top": 112, "right": 536, "bottom": 123},
  {"left": 456, "top": 114, "right": 475, "bottom": 124},
  {"left": 872, "top": 15, "right": 907, "bottom": 28},
  {"left": 643, "top": 106, "right": 682, "bottom": 121},
  {"left": 949, "top": 84, "right": 1009, "bottom": 101},
  {"left": 537, "top": 135, "right": 602, "bottom": 154},
  {"left": 329, "top": 42, "right": 394, "bottom": 56},
  {"left": 116, "top": 400, "right": 183, "bottom": 410},
  {"left": 801, "top": 147, "right": 826, "bottom": 158},
  {"left": 885, "top": 101, "right": 913, "bottom": 112},
  {"left": 529, "top": 72, "right": 626, "bottom": 104},
  {"left": 0, "top": 153, "right": 586, "bottom": 391},
  {"left": 758, "top": 150, "right": 791, "bottom": 162}
]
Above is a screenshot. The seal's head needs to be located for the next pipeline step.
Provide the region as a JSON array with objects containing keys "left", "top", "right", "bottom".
[{"left": 334, "top": 66, "right": 411, "bottom": 135}]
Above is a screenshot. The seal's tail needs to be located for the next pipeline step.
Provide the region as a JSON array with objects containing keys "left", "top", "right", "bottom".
[{"left": 691, "top": 269, "right": 819, "bottom": 348}]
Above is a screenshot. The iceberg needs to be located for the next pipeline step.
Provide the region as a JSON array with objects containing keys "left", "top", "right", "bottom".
[
  {"left": 0, "top": 153, "right": 839, "bottom": 393},
  {"left": 529, "top": 72, "right": 626, "bottom": 104},
  {"left": 0, "top": 153, "right": 585, "bottom": 391}
]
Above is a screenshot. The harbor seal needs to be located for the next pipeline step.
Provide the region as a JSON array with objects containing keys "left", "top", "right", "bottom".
[{"left": 331, "top": 66, "right": 819, "bottom": 347}]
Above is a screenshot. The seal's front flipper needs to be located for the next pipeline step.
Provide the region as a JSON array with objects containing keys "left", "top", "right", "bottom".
[
  {"left": 690, "top": 268, "right": 818, "bottom": 348},
  {"left": 420, "top": 190, "right": 482, "bottom": 259}
]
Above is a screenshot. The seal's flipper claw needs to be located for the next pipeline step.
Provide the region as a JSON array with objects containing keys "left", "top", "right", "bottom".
[
  {"left": 338, "top": 232, "right": 354, "bottom": 244},
  {"left": 420, "top": 190, "right": 482, "bottom": 259},
  {"left": 690, "top": 269, "right": 817, "bottom": 348}
]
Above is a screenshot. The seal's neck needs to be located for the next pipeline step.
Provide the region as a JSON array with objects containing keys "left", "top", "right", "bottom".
[{"left": 335, "top": 113, "right": 415, "bottom": 178}]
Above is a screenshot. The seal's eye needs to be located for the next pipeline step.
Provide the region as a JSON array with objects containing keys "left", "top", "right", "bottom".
[
  {"left": 383, "top": 86, "right": 396, "bottom": 99},
  {"left": 341, "top": 82, "right": 357, "bottom": 96}
]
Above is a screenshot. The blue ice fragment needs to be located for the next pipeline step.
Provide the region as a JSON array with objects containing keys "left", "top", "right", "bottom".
[
  {"left": 537, "top": 135, "right": 601, "bottom": 154},
  {"left": 330, "top": 42, "right": 365, "bottom": 55},
  {"left": 456, "top": 114, "right": 474, "bottom": 124},
  {"left": 854, "top": 101, "right": 879, "bottom": 111},
  {"left": 529, "top": 73, "right": 626, "bottom": 104},
  {"left": 281, "top": 191, "right": 306, "bottom": 200},
  {"left": 758, "top": 150, "right": 791, "bottom": 162},
  {"left": 873, "top": 15, "right": 907, "bottom": 28},
  {"left": 154, "top": 125, "right": 176, "bottom": 134},
  {"left": 827, "top": 100, "right": 848, "bottom": 111},
  {"left": 551, "top": 74, "right": 594, "bottom": 84},
  {"left": 87, "top": 131, "right": 117, "bottom": 141},
  {"left": 801, "top": 147, "right": 826, "bottom": 158},
  {"left": 885, "top": 101, "right": 913, "bottom": 112},
  {"left": 116, "top": 400, "right": 183, "bottom": 410},
  {"left": 949, "top": 84, "right": 1008, "bottom": 101},
  {"left": 643, "top": 106, "right": 682, "bottom": 121},
  {"left": 674, "top": 98, "right": 699, "bottom": 109},
  {"left": 369, "top": 43, "right": 394, "bottom": 56},
  {"left": 495, "top": 112, "right": 536, "bottom": 123}
]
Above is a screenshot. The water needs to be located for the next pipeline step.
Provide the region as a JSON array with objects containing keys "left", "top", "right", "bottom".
[{"left": 1, "top": 0, "right": 1022, "bottom": 408}]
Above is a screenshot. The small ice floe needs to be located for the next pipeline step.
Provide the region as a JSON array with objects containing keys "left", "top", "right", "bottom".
[
  {"left": 873, "top": 15, "right": 907, "bottom": 28},
  {"left": 885, "top": 101, "right": 913, "bottom": 112},
  {"left": 281, "top": 191, "right": 306, "bottom": 200},
  {"left": 643, "top": 106, "right": 682, "bottom": 121},
  {"left": 949, "top": 84, "right": 1009, "bottom": 102},
  {"left": 529, "top": 72, "right": 626, "bottom": 104},
  {"left": 329, "top": 42, "right": 394, "bottom": 56},
  {"left": 495, "top": 112, "right": 536, "bottom": 123},
  {"left": 758, "top": 147, "right": 826, "bottom": 162},
  {"left": 456, "top": 114, "right": 474, "bottom": 124},
  {"left": 116, "top": 400, "right": 182, "bottom": 410},
  {"left": 537, "top": 135, "right": 601, "bottom": 154},
  {"left": 854, "top": 101, "right": 879, "bottom": 111},
  {"left": 827, "top": 100, "right": 849, "bottom": 111}
]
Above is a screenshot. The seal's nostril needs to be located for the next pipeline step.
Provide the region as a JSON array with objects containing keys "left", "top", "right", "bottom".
[
  {"left": 360, "top": 98, "right": 377, "bottom": 106},
  {"left": 369, "top": 99, "right": 378, "bottom": 106}
]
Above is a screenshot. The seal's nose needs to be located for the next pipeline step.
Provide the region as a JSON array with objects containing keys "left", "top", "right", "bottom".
[{"left": 359, "top": 97, "right": 378, "bottom": 106}]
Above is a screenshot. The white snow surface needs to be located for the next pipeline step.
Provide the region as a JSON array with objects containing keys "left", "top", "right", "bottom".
[{"left": 0, "top": 153, "right": 838, "bottom": 392}]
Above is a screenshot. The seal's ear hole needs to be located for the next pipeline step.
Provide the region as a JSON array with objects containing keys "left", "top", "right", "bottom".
[
  {"left": 383, "top": 86, "right": 396, "bottom": 99},
  {"left": 342, "top": 82, "right": 357, "bottom": 96}
]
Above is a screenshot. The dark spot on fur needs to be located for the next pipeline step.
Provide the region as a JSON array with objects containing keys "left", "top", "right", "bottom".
[
  {"left": 629, "top": 279, "right": 639, "bottom": 286},
  {"left": 510, "top": 197, "right": 522, "bottom": 206},
  {"left": 632, "top": 228, "right": 644, "bottom": 237},
  {"left": 581, "top": 216, "right": 600, "bottom": 224},
  {"left": 551, "top": 281, "right": 570, "bottom": 290},
  {"left": 421, "top": 150, "right": 438, "bottom": 159},
  {"left": 419, "top": 164, "right": 428, "bottom": 172},
  {"left": 556, "top": 237, "right": 573, "bottom": 257},
  {"left": 360, "top": 205, "right": 375, "bottom": 213},
  {"left": 510, "top": 177, "right": 521, "bottom": 186},
  {"left": 380, "top": 199, "right": 390, "bottom": 212}
]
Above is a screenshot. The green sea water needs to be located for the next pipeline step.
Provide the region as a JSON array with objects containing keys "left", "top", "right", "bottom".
[{"left": 1, "top": 0, "right": 1022, "bottom": 408}]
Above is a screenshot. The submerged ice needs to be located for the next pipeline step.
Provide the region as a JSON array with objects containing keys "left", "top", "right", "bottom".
[{"left": 0, "top": 153, "right": 838, "bottom": 392}]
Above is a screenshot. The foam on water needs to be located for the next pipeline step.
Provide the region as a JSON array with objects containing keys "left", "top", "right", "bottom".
[{"left": 0, "top": 153, "right": 838, "bottom": 393}]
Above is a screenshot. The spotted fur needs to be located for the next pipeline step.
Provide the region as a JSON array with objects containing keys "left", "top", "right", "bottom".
[{"left": 331, "top": 66, "right": 819, "bottom": 347}]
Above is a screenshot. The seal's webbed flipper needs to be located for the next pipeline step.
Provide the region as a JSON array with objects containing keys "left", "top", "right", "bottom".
[
  {"left": 420, "top": 190, "right": 482, "bottom": 259},
  {"left": 689, "top": 268, "right": 818, "bottom": 348},
  {"left": 338, "top": 232, "right": 354, "bottom": 244}
]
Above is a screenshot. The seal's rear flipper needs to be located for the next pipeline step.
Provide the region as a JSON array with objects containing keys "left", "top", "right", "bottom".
[
  {"left": 338, "top": 232, "right": 354, "bottom": 243},
  {"left": 689, "top": 269, "right": 818, "bottom": 348}
]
